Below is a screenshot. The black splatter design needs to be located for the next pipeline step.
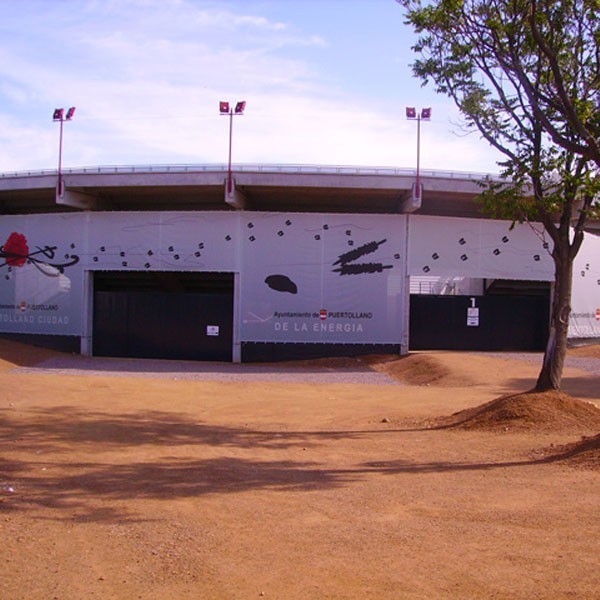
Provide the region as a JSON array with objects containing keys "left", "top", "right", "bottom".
[
  {"left": 265, "top": 274, "right": 298, "bottom": 294},
  {"left": 332, "top": 263, "right": 393, "bottom": 275},
  {"left": 331, "top": 239, "right": 392, "bottom": 276},
  {"left": 333, "top": 239, "right": 387, "bottom": 267}
]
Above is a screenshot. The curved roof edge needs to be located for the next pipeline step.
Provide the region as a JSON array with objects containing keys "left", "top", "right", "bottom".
[
  {"left": 0, "top": 162, "right": 500, "bottom": 182},
  {"left": 0, "top": 162, "right": 504, "bottom": 217}
]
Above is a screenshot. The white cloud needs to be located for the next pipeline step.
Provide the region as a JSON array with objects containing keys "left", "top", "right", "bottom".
[{"left": 0, "top": 0, "right": 502, "bottom": 174}]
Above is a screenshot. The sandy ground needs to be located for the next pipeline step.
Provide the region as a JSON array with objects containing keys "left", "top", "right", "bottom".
[{"left": 1, "top": 341, "right": 599, "bottom": 599}]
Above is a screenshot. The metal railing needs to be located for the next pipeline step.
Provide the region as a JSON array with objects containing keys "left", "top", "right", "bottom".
[{"left": 0, "top": 163, "right": 500, "bottom": 181}]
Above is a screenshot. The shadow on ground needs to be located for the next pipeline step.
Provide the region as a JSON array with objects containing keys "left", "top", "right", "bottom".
[
  {"left": 504, "top": 376, "right": 600, "bottom": 401},
  {"left": 1, "top": 405, "right": 592, "bottom": 523},
  {"left": 0, "top": 405, "right": 411, "bottom": 452}
]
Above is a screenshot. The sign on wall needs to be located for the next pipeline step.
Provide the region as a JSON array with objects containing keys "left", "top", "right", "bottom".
[
  {"left": 0, "top": 214, "right": 84, "bottom": 335},
  {"left": 239, "top": 213, "right": 407, "bottom": 344}
]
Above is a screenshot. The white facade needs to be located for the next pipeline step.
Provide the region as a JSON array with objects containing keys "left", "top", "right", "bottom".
[
  {"left": 570, "top": 232, "right": 600, "bottom": 339},
  {"left": 0, "top": 210, "right": 574, "bottom": 356}
]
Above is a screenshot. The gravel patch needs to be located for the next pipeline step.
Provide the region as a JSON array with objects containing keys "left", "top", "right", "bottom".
[
  {"left": 12, "top": 355, "right": 402, "bottom": 385},
  {"left": 476, "top": 352, "right": 600, "bottom": 377},
  {"left": 12, "top": 351, "right": 600, "bottom": 385}
]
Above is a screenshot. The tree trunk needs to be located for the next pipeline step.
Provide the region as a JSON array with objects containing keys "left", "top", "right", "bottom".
[{"left": 535, "top": 242, "right": 574, "bottom": 391}]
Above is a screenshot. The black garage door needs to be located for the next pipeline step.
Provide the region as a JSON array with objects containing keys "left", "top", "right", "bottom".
[
  {"left": 409, "top": 293, "right": 549, "bottom": 351},
  {"left": 93, "top": 272, "right": 234, "bottom": 361}
]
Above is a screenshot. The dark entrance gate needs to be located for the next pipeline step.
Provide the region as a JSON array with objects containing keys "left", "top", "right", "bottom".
[
  {"left": 93, "top": 271, "right": 234, "bottom": 361},
  {"left": 409, "top": 291, "right": 550, "bottom": 351}
]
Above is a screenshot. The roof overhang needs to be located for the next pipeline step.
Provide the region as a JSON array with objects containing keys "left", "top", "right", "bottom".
[{"left": 0, "top": 164, "right": 497, "bottom": 217}]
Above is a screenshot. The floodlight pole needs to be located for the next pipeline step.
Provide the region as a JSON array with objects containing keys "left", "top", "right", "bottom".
[
  {"left": 53, "top": 107, "right": 76, "bottom": 198},
  {"left": 416, "top": 112, "right": 422, "bottom": 196},
  {"left": 227, "top": 108, "right": 234, "bottom": 194},
  {"left": 219, "top": 101, "right": 246, "bottom": 195},
  {"left": 57, "top": 114, "right": 65, "bottom": 196},
  {"left": 406, "top": 107, "right": 431, "bottom": 201}
]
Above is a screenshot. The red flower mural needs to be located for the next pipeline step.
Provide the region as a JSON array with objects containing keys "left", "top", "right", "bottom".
[
  {"left": 1, "top": 232, "right": 79, "bottom": 276},
  {"left": 3, "top": 232, "right": 29, "bottom": 267}
]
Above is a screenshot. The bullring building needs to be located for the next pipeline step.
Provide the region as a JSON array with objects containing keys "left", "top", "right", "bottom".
[{"left": 0, "top": 165, "right": 598, "bottom": 361}]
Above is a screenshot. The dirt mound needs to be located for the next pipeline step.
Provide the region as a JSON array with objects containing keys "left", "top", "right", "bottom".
[
  {"left": 0, "top": 338, "right": 63, "bottom": 371},
  {"left": 545, "top": 433, "right": 600, "bottom": 470},
  {"left": 364, "top": 353, "right": 476, "bottom": 387},
  {"left": 267, "top": 353, "right": 476, "bottom": 386},
  {"left": 434, "top": 389, "right": 600, "bottom": 433},
  {"left": 278, "top": 352, "right": 518, "bottom": 387}
]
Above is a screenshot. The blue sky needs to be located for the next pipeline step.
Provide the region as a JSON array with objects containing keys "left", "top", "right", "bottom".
[{"left": 0, "top": 0, "right": 503, "bottom": 174}]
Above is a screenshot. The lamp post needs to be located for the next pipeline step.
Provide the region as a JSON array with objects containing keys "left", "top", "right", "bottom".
[
  {"left": 406, "top": 107, "right": 431, "bottom": 200},
  {"left": 52, "top": 106, "right": 76, "bottom": 197},
  {"left": 219, "top": 100, "right": 246, "bottom": 194}
]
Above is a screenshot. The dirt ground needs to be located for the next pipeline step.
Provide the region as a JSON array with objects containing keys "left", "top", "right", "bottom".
[{"left": 1, "top": 341, "right": 599, "bottom": 599}]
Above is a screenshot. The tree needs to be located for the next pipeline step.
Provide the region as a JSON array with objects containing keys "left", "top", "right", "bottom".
[
  {"left": 527, "top": 0, "right": 600, "bottom": 167},
  {"left": 399, "top": 0, "right": 599, "bottom": 390}
]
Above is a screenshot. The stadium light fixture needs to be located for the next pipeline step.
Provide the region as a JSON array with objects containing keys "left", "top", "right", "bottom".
[
  {"left": 219, "top": 100, "right": 246, "bottom": 194},
  {"left": 53, "top": 106, "right": 76, "bottom": 197},
  {"left": 406, "top": 107, "right": 431, "bottom": 200}
]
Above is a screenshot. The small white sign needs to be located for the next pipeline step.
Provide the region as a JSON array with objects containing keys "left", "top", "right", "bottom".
[
  {"left": 206, "top": 325, "right": 220, "bottom": 336},
  {"left": 467, "top": 307, "right": 479, "bottom": 327}
]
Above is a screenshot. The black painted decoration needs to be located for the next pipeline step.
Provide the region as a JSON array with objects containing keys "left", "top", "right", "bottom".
[
  {"left": 331, "top": 239, "right": 392, "bottom": 276},
  {"left": 333, "top": 239, "right": 387, "bottom": 266},
  {"left": 333, "top": 263, "right": 393, "bottom": 275},
  {"left": 265, "top": 274, "right": 298, "bottom": 294}
]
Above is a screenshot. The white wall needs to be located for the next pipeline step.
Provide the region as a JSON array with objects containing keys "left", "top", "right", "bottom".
[
  {"left": 0, "top": 211, "right": 408, "bottom": 345},
  {"left": 570, "top": 232, "right": 600, "bottom": 338},
  {"left": 3, "top": 211, "right": 587, "bottom": 347}
]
